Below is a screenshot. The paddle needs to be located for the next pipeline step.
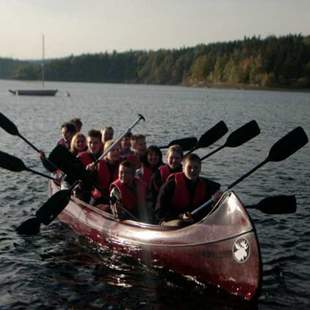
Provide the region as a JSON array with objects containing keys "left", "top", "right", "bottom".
[
  {"left": 246, "top": 195, "right": 296, "bottom": 214},
  {"left": 0, "top": 150, "right": 56, "bottom": 181},
  {"left": 0, "top": 112, "right": 58, "bottom": 170},
  {"left": 16, "top": 185, "right": 75, "bottom": 235},
  {"left": 185, "top": 121, "right": 229, "bottom": 155},
  {"left": 159, "top": 121, "right": 228, "bottom": 152},
  {"left": 191, "top": 126, "right": 308, "bottom": 217},
  {"left": 158, "top": 137, "right": 198, "bottom": 151},
  {"left": 0, "top": 112, "right": 41, "bottom": 153},
  {"left": 96, "top": 114, "right": 145, "bottom": 162},
  {"left": 201, "top": 120, "right": 260, "bottom": 160}
]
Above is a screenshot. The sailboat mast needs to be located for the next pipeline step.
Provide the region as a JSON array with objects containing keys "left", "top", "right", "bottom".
[{"left": 42, "top": 34, "right": 45, "bottom": 88}]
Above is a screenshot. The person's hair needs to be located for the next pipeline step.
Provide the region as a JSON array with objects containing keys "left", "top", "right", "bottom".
[
  {"left": 167, "top": 144, "right": 183, "bottom": 158},
  {"left": 146, "top": 145, "right": 163, "bottom": 167},
  {"left": 70, "top": 133, "right": 87, "bottom": 154},
  {"left": 183, "top": 153, "right": 201, "bottom": 165},
  {"left": 123, "top": 131, "right": 133, "bottom": 139},
  {"left": 88, "top": 129, "right": 102, "bottom": 140},
  {"left": 104, "top": 139, "right": 115, "bottom": 152},
  {"left": 70, "top": 118, "right": 82, "bottom": 131},
  {"left": 120, "top": 160, "right": 136, "bottom": 173},
  {"left": 102, "top": 126, "right": 114, "bottom": 137},
  {"left": 131, "top": 134, "right": 145, "bottom": 142},
  {"left": 61, "top": 122, "right": 77, "bottom": 135}
]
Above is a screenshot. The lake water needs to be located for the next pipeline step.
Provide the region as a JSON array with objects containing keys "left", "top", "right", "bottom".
[{"left": 0, "top": 79, "right": 309, "bottom": 309}]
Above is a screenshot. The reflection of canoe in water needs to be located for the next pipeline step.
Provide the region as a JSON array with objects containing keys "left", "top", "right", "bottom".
[
  {"left": 9, "top": 89, "right": 58, "bottom": 96},
  {"left": 50, "top": 180, "right": 262, "bottom": 301}
]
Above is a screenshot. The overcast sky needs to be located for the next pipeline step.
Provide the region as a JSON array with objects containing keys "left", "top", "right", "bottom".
[{"left": 0, "top": 0, "right": 309, "bottom": 60}]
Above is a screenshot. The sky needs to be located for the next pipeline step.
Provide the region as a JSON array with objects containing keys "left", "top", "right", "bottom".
[{"left": 0, "top": 0, "right": 309, "bottom": 60}]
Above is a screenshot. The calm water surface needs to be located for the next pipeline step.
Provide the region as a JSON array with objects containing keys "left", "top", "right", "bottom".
[{"left": 0, "top": 80, "right": 309, "bottom": 309}]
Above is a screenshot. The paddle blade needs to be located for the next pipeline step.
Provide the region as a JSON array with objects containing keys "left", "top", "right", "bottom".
[
  {"left": 159, "top": 137, "right": 198, "bottom": 151},
  {"left": 247, "top": 195, "right": 297, "bottom": 214},
  {"left": 49, "top": 145, "right": 90, "bottom": 182},
  {"left": 0, "top": 151, "right": 27, "bottom": 172},
  {"left": 16, "top": 217, "right": 41, "bottom": 235},
  {"left": 197, "top": 121, "right": 228, "bottom": 148},
  {"left": 267, "top": 127, "right": 308, "bottom": 162},
  {"left": 36, "top": 189, "right": 72, "bottom": 225},
  {"left": 0, "top": 112, "right": 19, "bottom": 136},
  {"left": 225, "top": 120, "right": 260, "bottom": 147}
]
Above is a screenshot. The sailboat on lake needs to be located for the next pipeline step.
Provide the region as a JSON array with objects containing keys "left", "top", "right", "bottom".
[{"left": 9, "top": 35, "right": 58, "bottom": 96}]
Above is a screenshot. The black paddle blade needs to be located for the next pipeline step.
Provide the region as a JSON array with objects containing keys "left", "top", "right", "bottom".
[
  {"left": 16, "top": 217, "right": 41, "bottom": 235},
  {"left": 159, "top": 137, "right": 198, "bottom": 151},
  {"left": 197, "top": 121, "right": 228, "bottom": 148},
  {"left": 0, "top": 112, "right": 19, "bottom": 136},
  {"left": 248, "top": 195, "right": 297, "bottom": 214},
  {"left": 225, "top": 120, "right": 260, "bottom": 147},
  {"left": 49, "top": 145, "right": 91, "bottom": 182},
  {"left": 267, "top": 127, "right": 308, "bottom": 162},
  {"left": 36, "top": 189, "right": 71, "bottom": 225},
  {"left": 0, "top": 150, "right": 27, "bottom": 172}
]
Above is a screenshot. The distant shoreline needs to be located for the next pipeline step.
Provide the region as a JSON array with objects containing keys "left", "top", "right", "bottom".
[
  {"left": 3, "top": 78, "right": 310, "bottom": 94},
  {"left": 184, "top": 82, "right": 310, "bottom": 93}
]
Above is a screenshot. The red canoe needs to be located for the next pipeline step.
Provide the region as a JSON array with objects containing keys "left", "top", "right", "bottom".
[{"left": 50, "top": 181, "right": 262, "bottom": 301}]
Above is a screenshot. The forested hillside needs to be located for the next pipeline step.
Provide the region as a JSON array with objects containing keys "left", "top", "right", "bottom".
[{"left": 1, "top": 34, "right": 309, "bottom": 89}]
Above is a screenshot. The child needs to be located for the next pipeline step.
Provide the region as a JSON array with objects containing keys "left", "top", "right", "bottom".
[
  {"left": 150, "top": 144, "right": 183, "bottom": 202},
  {"left": 155, "top": 153, "right": 221, "bottom": 224},
  {"left": 78, "top": 129, "right": 103, "bottom": 167},
  {"left": 110, "top": 160, "right": 147, "bottom": 221},
  {"left": 91, "top": 140, "right": 121, "bottom": 205},
  {"left": 70, "top": 132, "right": 88, "bottom": 156},
  {"left": 57, "top": 122, "right": 77, "bottom": 149},
  {"left": 101, "top": 126, "right": 114, "bottom": 144},
  {"left": 128, "top": 134, "right": 147, "bottom": 169}
]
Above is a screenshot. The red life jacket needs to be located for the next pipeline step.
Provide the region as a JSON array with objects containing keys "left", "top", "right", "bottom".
[
  {"left": 97, "top": 160, "right": 119, "bottom": 191},
  {"left": 92, "top": 160, "right": 119, "bottom": 200},
  {"left": 171, "top": 172, "right": 207, "bottom": 212},
  {"left": 141, "top": 164, "right": 153, "bottom": 188},
  {"left": 127, "top": 153, "right": 141, "bottom": 169},
  {"left": 159, "top": 165, "right": 172, "bottom": 184},
  {"left": 77, "top": 151, "right": 95, "bottom": 166},
  {"left": 110, "top": 178, "right": 146, "bottom": 212}
]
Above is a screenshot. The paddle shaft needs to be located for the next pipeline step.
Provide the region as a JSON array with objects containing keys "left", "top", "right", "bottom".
[
  {"left": 26, "top": 167, "right": 57, "bottom": 181},
  {"left": 19, "top": 134, "right": 41, "bottom": 154},
  {"left": 96, "top": 114, "right": 145, "bottom": 163},
  {"left": 201, "top": 145, "right": 225, "bottom": 160}
]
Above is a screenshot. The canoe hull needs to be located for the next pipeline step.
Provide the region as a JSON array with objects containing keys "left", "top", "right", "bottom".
[
  {"left": 9, "top": 89, "right": 58, "bottom": 96},
  {"left": 50, "top": 181, "right": 262, "bottom": 300}
]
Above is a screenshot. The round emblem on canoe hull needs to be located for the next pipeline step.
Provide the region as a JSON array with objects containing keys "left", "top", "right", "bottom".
[{"left": 232, "top": 237, "right": 250, "bottom": 263}]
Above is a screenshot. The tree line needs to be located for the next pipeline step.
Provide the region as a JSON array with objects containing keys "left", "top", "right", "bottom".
[{"left": 1, "top": 34, "right": 309, "bottom": 89}]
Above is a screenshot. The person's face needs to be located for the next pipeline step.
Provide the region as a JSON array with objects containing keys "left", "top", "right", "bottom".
[
  {"left": 103, "top": 128, "right": 113, "bottom": 141},
  {"left": 132, "top": 138, "right": 146, "bottom": 155},
  {"left": 76, "top": 136, "right": 86, "bottom": 151},
  {"left": 121, "top": 136, "right": 131, "bottom": 150},
  {"left": 147, "top": 151, "right": 160, "bottom": 167},
  {"left": 88, "top": 136, "right": 102, "bottom": 154},
  {"left": 107, "top": 144, "right": 120, "bottom": 162},
  {"left": 167, "top": 151, "right": 182, "bottom": 169},
  {"left": 119, "top": 165, "right": 134, "bottom": 185},
  {"left": 183, "top": 160, "right": 201, "bottom": 181},
  {"left": 62, "top": 127, "right": 74, "bottom": 143}
]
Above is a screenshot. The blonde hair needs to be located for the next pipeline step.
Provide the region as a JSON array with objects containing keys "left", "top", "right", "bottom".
[
  {"left": 70, "top": 132, "right": 87, "bottom": 155},
  {"left": 166, "top": 144, "right": 183, "bottom": 158}
]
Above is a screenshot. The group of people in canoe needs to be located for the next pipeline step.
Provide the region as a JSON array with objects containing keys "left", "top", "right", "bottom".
[{"left": 41, "top": 118, "right": 221, "bottom": 226}]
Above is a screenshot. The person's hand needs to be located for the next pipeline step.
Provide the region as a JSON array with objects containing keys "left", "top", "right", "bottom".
[
  {"left": 86, "top": 162, "right": 96, "bottom": 171},
  {"left": 39, "top": 150, "right": 46, "bottom": 160},
  {"left": 179, "top": 212, "right": 194, "bottom": 224}
]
